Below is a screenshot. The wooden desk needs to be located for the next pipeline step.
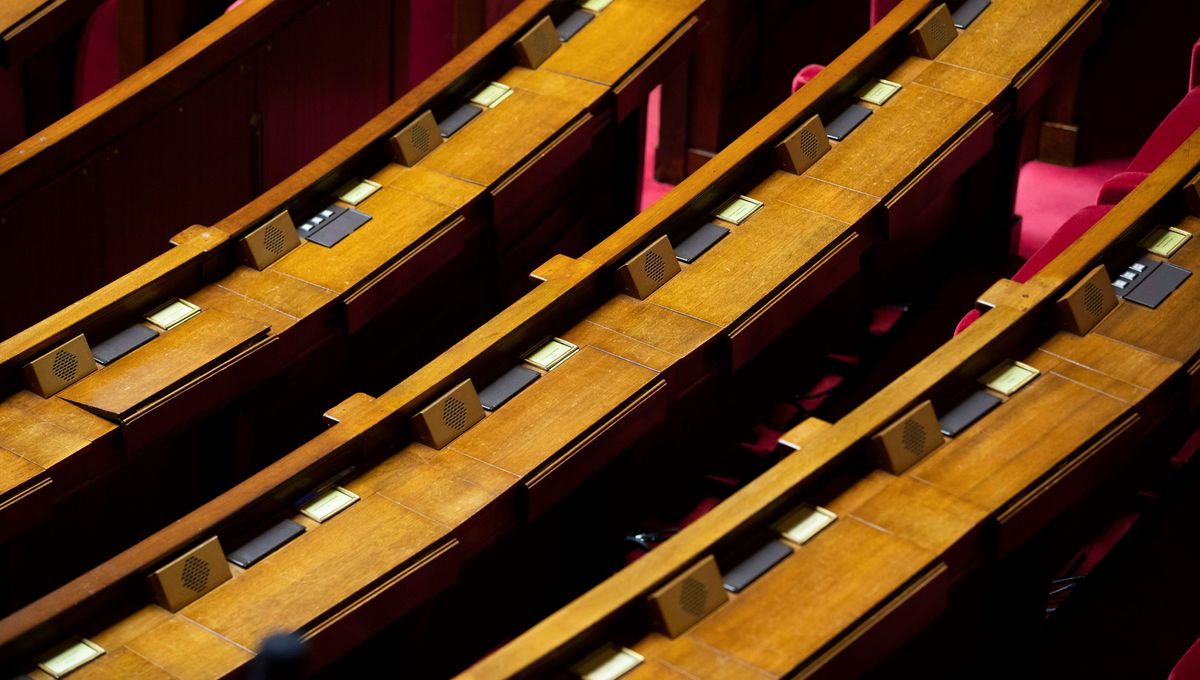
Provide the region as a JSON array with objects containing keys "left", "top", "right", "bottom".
[{"left": 0, "top": 0, "right": 1110, "bottom": 674}]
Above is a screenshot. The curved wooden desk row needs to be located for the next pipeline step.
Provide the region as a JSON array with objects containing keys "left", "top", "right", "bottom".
[
  {"left": 0, "top": 0, "right": 707, "bottom": 603},
  {"left": 0, "top": 0, "right": 1103, "bottom": 676},
  {"left": 461, "top": 135, "right": 1200, "bottom": 680}
]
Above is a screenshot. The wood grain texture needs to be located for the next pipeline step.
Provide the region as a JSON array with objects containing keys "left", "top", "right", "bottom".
[
  {"left": 679, "top": 519, "right": 930, "bottom": 676},
  {"left": 807, "top": 83, "right": 982, "bottom": 199},
  {"left": 58, "top": 309, "right": 269, "bottom": 420},
  {"left": 123, "top": 617, "right": 252, "bottom": 679},
  {"left": 420, "top": 66, "right": 607, "bottom": 187},
  {"left": 182, "top": 493, "right": 446, "bottom": 650},
  {"left": 935, "top": 0, "right": 1089, "bottom": 80},
  {"left": 1095, "top": 234, "right": 1200, "bottom": 364},
  {"left": 447, "top": 347, "right": 657, "bottom": 477},
  {"left": 650, "top": 197, "right": 855, "bottom": 326},
  {"left": 541, "top": 0, "right": 700, "bottom": 86}
]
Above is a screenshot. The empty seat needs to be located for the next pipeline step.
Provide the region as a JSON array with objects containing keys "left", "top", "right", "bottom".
[{"left": 1098, "top": 37, "right": 1200, "bottom": 206}]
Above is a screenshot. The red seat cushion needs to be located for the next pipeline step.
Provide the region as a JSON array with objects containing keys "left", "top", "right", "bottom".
[
  {"left": 1171, "top": 637, "right": 1200, "bottom": 680},
  {"left": 1126, "top": 87, "right": 1200, "bottom": 174},
  {"left": 791, "top": 64, "right": 824, "bottom": 93},
  {"left": 955, "top": 205, "right": 1112, "bottom": 335},
  {"left": 1012, "top": 205, "right": 1112, "bottom": 284},
  {"left": 1096, "top": 171, "right": 1148, "bottom": 205}
]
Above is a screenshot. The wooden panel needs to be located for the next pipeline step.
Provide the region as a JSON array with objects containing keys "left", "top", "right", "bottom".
[
  {"left": 650, "top": 200, "right": 854, "bottom": 327},
  {"left": 751, "top": 173, "right": 878, "bottom": 226},
  {"left": 584, "top": 296, "right": 721, "bottom": 358},
  {"left": 60, "top": 648, "right": 173, "bottom": 679},
  {"left": 420, "top": 66, "right": 606, "bottom": 187},
  {"left": 448, "top": 346, "right": 657, "bottom": 478},
  {"left": 541, "top": 0, "right": 699, "bottom": 86},
  {"left": 58, "top": 309, "right": 269, "bottom": 420},
  {"left": 679, "top": 519, "right": 930, "bottom": 676},
  {"left": 1096, "top": 236, "right": 1200, "bottom": 365},
  {"left": 807, "top": 83, "right": 981, "bottom": 199},
  {"left": 633, "top": 635, "right": 772, "bottom": 679},
  {"left": 1038, "top": 331, "right": 1182, "bottom": 394},
  {"left": 271, "top": 181, "right": 474, "bottom": 294},
  {"left": 848, "top": 475, "right": 988, "bottom": 556},
  {"left": 935, "top": 0, "right": 1089, "bottom": 80},
  {"left": 215, "top": 266, "right": 339, "bottom": 321},
  {"left": 257, "top": 0, "right": 392, "bottom": 186},
  {"left": 123, "top": 617, "right": 253, "bottom": 678},
  {"left": 371, "top": 444, "right": 518, "bottom": 529},
  {"left": 909, "top": 373, "right": 1130, "bottom": 511},
  {"left": 182, "top": 493, "right": 447, "bottom": 650},
  {"left": 0, "top": 407, "right": 91, "bottom": 469},
  {"left": 0, "top": 445, "right": 40, "bottom": 492}
]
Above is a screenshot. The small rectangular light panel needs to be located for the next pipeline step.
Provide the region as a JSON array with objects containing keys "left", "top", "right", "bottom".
[
  {"left": 146, "top": 298, "right": 201, "bottom": 331},
  {"left": 300, "top": 486, "right": 360, "bottom": 522},
  {"left": 1139, "top": 226, "right": 1191, "bottom": 258},
  {"left": 712, "top": 195, "right": 763, "bottom": 225},
  {"left": 772, "top": 503, "right": 837, "bottom": 544},
  {"left": 571, "top": 645, "right": 643, "bottom": 680},
  {"left": 524, "top": 337, "right": 579, "bottom": 371},
  {"left": 37, "top": 639, "right": 105, "bottom": 678},
  {"left": 980, "top": 360, "right": 1039, "bottom": 396},
  {"left": 336, "top": 179, "right": 382, "bottom": 206}
]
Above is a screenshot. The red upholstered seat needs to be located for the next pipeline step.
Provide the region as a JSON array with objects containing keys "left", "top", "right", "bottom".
[
  {"left": 1098, "top": 39, "right": 1200, "bottom": 205},
  {"left": 1171, "top": 637, "right": 1200, "bottom": 680},
  {"left": 73, "top": 0, "right": 119, "bottom": 107},
  {"left": 791, "top": 63, "right": 825, "bottom": 92},
  {"left": 955, "top": 205, "right": 1112, "bottom": 334}
]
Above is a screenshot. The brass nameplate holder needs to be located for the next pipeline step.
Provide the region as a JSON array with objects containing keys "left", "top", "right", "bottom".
[
  {"left": 336, "top": 178, "right": 382, "bottom": 206},
  {"left": 241, "top": 210, "right": 300, "bottom": 270},
  {"left": 647, "top": 555, "right": 728, "bottom": 637},
  {"left": 300, "top": 486, "right": 359, "bottom": 522},
  {"left": 470, "top": 81, "right": 513, "bottom": 109},
  {"left": 980, "top": 360, "right": 1039, "bottom": 396},
  {"left": 148, "top": 536, "right": 232, "bottom": 612},
  {"left": 871, "top": 400, "right": 942, "bottom": 474},
  {"left": 524, "top": 337, "right": 579, "bottom": 371},
  {"left": 857, "top": 79, "right": 902, "bottom": 105},
  {"left": 23, "top": 334, "right": 96, "bottom": 398},
  {"left": 772, "top": 503, "right": 837, "bottom": 545},
  {"left": 514, "top": 16, "right": 561, "bottom": 69},
  {"left": 1056, "top": 265, "right": 1118, "bottom": 335},
  {"left": 775, "top": 115, "right": 831, "bottom": 175},
  {"left": 909, "top": 4, "right": 957, "bottom": 59},
  {"left": 389, "top": 110, "right": 443, "bottom": 166},
  {"left": 571, "top": 645, "right": 644, "bottom": 680},
  {"left": 146, "top": 298, "right": 200, "bottom": 331},
  {"left": 412, "top": 379, "right": 485, "bottom": 449},
  {"left": 37, "top": 639, "right": 105, "bottom": 678},
  {"left": 580, "top": 0, "right": 612, "bottom": 12},
  {"left": 617, "top": 235, "right": 681, "bottom": 299},
  {"left": 1139, "top": 225, "right": 1191, "bottom": 258},
  {"left": 713, "top": 195, "right": 763, "bottom": 225}
]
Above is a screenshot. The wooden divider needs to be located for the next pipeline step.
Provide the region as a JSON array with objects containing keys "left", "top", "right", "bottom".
[
  {"left": 0, "top": 0, "right": 1114, "bottom": 676},
  {"left": 460, "top": 114, "right": 1200, "bottom": 680},
  {"left": 0, "top": 0, "right": 713, "bottom": 614}
]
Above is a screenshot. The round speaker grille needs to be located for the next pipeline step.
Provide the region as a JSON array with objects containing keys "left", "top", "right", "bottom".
[
  {"left": 1083, "top": 282, "right": 1105, "bottom": 317},
  {"left": 51, "top": 350, "right": 79, "bottom": 382},
  {"left": 181, "top": 556, "right": 211, "bottom": 593},
  {"left": 644, "top": 251, "right": 666, "bottom": 282},
  {"left": 412, "top": 123, "right": 432, "bottom": 153},
  {"left": 443, "top": 397, "right": 468, "bottom": 431},
  {"left": 264, "top": 224, "right": 285, "bottom": 254},
  {"left": 679, "top": 578, "right": 707, "bottom": 618},
  {"left": 799, "top": 130, "right": 820, "bottom": 159},
  {"left": 902, "top": 420, "right": 926, "bottom": 454}
]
